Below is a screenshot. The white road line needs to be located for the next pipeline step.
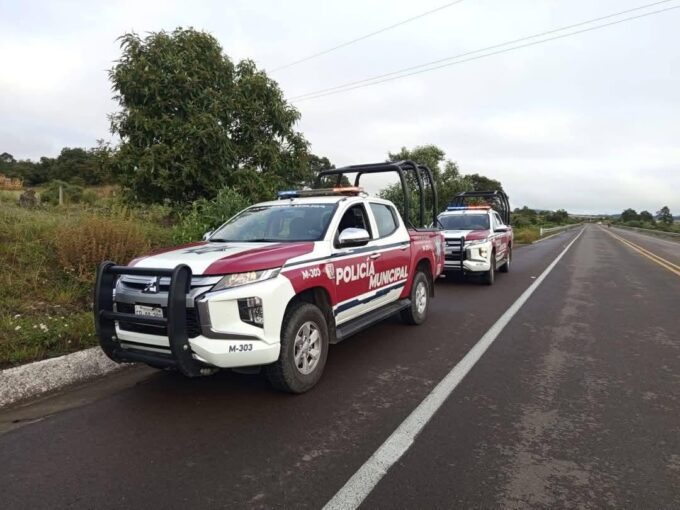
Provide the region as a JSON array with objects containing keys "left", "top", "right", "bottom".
[{"left": 323, "top": 228, "right": 585, "bottom": 510}]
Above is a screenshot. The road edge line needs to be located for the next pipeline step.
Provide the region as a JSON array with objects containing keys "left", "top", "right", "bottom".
[{"left": 322, "top": 227, "right": 585, "bottom": 510}]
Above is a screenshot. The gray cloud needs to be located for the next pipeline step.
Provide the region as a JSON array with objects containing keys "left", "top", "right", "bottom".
[{"left": 1, "top": 0, "right": 678, "bottom": 214}]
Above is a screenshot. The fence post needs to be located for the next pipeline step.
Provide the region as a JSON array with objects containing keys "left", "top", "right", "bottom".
[{"left": 59, "top": 185, "right": 63, "bottom": 206}]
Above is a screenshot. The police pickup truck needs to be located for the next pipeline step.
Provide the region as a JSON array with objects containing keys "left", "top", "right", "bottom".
[
  {"left": 438, "top": 190, "right": 513, "bottom": 285},
  {"left": 94, "top": 162, "right": 445, "bottom": 393}
]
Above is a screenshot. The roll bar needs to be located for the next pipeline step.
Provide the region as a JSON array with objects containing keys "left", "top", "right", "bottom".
[
  {"left": 448, "top": 190, "right": 511, "bottom": 225},
  {"left": 315, "top": 160, "right": 438, "bottom": 229}
]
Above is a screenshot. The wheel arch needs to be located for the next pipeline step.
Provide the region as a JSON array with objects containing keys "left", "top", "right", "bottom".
[
  {"left": 284, "top": 286, "right": 336, "bottom": 343},
  {"left": 413, "top": 257, "right": 435, "bottom": 297}
]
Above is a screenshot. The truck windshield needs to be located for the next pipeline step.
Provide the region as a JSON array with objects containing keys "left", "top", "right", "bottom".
[
  {"left": 438, "top": 214, "right": 490, "bottom": 231},
  {"left": 209, "top": 204, "right": 336, "bottom": 242}
]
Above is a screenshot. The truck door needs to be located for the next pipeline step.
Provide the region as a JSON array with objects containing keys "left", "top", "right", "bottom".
[
  {"left": 366, "top": 201, "right": 411, "bottom": 305},
  {"left": 492, "top": 212, "right": 508, "bottom": 262},
  {"left": 331, "top": 202, "right": 408, "bottom": 325}
]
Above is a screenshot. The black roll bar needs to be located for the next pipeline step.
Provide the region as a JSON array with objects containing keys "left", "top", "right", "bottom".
[
  {"left": 315, "top": 160, "right": 438, "bottom": 229},
  {"left": 449, "top": 190, "right": 511, "bottom": 225}
]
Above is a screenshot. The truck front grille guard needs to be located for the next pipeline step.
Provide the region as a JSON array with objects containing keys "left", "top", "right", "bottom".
[{"left": 94, "top": 261, "right": 205, "bottom": 377}]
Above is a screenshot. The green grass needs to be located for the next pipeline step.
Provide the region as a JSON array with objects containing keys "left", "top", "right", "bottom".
[
  {"left": 514, "top": 227, "right": 540, "bottom": 245},
  {"left": 0, "top": 200, "right": 173, "bottom": 368}
]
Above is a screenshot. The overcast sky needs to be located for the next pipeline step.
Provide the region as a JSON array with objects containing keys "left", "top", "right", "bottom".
[{"left": 1, "top": 0, "right": 679, "bottom": 214}]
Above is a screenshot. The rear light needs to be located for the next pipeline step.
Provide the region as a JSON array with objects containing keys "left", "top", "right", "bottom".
[{"left": 238, "top": 297, "right": 264, "bottom": 327}]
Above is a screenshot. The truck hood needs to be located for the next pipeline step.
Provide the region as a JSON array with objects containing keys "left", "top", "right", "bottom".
[
  {"left": 130, "top": 241, "right": 315, "bottom": 275},
  {"left": 442, "top": 229, "right": 492, "bottom": 242}
]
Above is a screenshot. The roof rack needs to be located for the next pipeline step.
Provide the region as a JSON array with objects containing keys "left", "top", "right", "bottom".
[
  {"left": 277, "top": 187, "right": 364, "bottom": 199},
  {"left": 448, "top": 190, "right": 511, "bottom": 225},
  {"left": 315, "top": 161, "right": 438, "bottom": 229}
]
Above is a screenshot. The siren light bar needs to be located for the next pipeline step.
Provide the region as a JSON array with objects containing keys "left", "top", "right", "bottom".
[
  {"left": 446, "top": 205, "right": 491, "bottom": 211},
  {"left": 277, "top": 187, "right": 364, "bottom": 199}
]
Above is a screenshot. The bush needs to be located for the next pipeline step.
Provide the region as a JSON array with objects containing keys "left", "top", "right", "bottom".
[
  {"left": 55, "top": 216, "right": 151, "bottom": 281},
  {"left": 514, "top": 227, "right": 540, "bottom": 244},
  {"left": 40, "top": 180, "right": 85, "bottom": 205},
  {"left": 173, "top": 186, "right": 248, "bottom": 244}
]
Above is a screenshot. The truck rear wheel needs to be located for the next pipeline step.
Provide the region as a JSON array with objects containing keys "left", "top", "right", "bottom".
[
  {"left": 401, "top": 271, "right": 430, "bottom": 325},
  {"left": 265, "top": 302, "right": 329, "bottom": 393},
  {"left": 499, "top": 246, "right": 511, "bottom": 273},
  {"left": 483, "top": 252, "right": 496, "bottom": 285}
]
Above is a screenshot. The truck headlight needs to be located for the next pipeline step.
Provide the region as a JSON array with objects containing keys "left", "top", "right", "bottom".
[
  {"left": 212, "top": 268, "right": 281, "bottom": 291},
  {"left": 465, "top": 240, "right": 490, "bottom": 258}
]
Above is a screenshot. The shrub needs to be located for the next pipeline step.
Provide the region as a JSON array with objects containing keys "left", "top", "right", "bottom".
[
  {"left": 514, "top": 227, "right": 540, "bottom": 244},
  {"left": 40, "top": 180, "right": 85, "bottom": 205},
  {"left": 172, "top": 186, "right": 248, "bottom": 244},
  {"left": 55, "top": 216, "right": 151, "bottom": 280}
]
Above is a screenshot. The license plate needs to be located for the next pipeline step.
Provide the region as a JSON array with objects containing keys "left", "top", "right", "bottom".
[{"left": 134, "top": 304, "right": 163, "bottom": 318}]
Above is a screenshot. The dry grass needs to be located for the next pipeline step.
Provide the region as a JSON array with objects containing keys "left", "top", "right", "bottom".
[{"left": 55, "top": 216, "right": 151, "bottom": 281}]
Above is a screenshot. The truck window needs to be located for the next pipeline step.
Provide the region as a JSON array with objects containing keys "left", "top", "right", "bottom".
[
  {"left": 210, "top": 204, "right": 336, "bottom": 242},
  {"left": 337, "top": 204, "right": 372, "bottom": 237},
  {"left": 438, "top": 214, "right": 490, "bottom": 231},
  {"left": 370, "top": 203, "right": 399, "bottom": 238}
]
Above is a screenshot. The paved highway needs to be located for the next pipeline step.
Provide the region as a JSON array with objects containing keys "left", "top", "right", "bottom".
[{"left": 1, "top": 224, "right": 678, "bottom": 509}]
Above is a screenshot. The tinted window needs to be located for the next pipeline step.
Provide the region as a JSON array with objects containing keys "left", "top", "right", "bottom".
[
  {"left": 370, "top": 203, "right": 398, "bottom": 237},
  {"left": 438, "top": 214, "right": 490, "bottom": 231},
  {"left": 210, "top": 204, "right": 335, "bottom": 242}
]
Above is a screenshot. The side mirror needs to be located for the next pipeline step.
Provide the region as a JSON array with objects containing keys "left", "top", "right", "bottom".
[
  {"left": 202, "top": 231, "right": 213, "bottom": 241},
  {"left": 495, "top": 226, "right": 508, "bottom": 233},
  {"left": 338, "top": 227, "right": 370, "bottom": 247}
]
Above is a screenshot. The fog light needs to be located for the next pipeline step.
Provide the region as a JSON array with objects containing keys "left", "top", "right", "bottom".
[{"left": 238, "top": 297, "right": 264, "bottom": 327}]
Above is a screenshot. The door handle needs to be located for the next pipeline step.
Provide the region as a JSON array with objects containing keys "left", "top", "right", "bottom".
[{"left": 369, "top": 253, "right": 382, "bottom": 260}]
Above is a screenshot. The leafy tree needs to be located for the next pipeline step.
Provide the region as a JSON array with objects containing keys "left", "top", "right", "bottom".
[
  {"left": 620, "top": 208, "right": 639, "bottom": 223},
  {"left": 466, "top": 173, "right": 504, "bottom": 193},
  {"left": 656, "top": 205, "right": 673, "bottom": 225},
  {"left": 545, "top": 209, "right": 569, "bottom": 225},
  {"left": 109, "top": 28, "right": 310, "bottom": 207},
  {"left": 639, "top": 210, "right": 655, "bottom": 224}
]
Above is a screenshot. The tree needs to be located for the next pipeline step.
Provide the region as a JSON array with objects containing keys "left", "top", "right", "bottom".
[
  {"left": 639, "top": 210, "right": 655, "bottom": 224},
  {"left": 656, "top": 205, "right": 673, "bottom": 225},
  {"left": 620, "top": 208, "right": 639, "bottom": 223},
  {"left": 545, "top": 209, "right": 569, "bottom": 225},
  {"left": 109, "top": 28, "right": 310, "bottom": 207},
  {"left": 466, "top": 173, "right": 504, "bottom": 193}
]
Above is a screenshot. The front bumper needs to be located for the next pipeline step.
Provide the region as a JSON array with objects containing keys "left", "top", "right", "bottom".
[
  {"left": 94, "top": 262, "right": 293, "bottom": 375},
  {"left": 443, "top": 238, "right": 492, "bottom": 273}
]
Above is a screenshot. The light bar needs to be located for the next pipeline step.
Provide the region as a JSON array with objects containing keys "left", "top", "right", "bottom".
[
  {"left": 277, "top": 187, "right": 364, "bottom": 199},
  {"left": 446, "top": 205, "right": 491, "bottom": 211}
]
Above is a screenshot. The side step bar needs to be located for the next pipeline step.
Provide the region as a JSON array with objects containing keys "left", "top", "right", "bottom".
[{"left": 333, "top": 299, "right": 411, "bottom": 344}]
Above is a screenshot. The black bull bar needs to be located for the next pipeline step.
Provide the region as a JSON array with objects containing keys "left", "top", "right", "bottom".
[{"left": 94, "top": 261, "right": 206, "bottom": 377}]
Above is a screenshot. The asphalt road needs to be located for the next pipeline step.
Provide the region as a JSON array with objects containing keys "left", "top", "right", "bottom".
[{"left": 1, "top": 224, "right": 678, "bottom": 509}]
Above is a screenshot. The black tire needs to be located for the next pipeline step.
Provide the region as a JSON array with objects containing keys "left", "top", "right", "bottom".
[
  {"left": 482, "top": 252, "right": 496, "bottom": 285},
  {"left": 499, "top": 246, "right": 511, "bottom": 273},
  {"left": 265, "top": 302, "right": 329, "bottom": 394},
  {"left": 401, "top": 270, "right": 430, "bottom": 325}
]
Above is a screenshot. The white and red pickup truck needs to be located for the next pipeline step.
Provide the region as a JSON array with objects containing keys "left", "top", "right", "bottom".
[
  {"left": 437, "top": 191, "right": 513, "bottom": 285},
  {"left": 95, "top": 162, "right": 444, "bottom": 393}
]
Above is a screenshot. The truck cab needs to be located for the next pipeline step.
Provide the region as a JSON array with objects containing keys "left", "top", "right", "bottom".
[{"left": 438, "top": 190, "right": 513, "bottom": 285}]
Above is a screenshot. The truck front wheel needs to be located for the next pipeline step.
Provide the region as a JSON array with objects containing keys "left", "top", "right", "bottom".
[
  {"left": 483, "top": 252, "right": 496, "bottom": 285},
  {"left": 265, "top": 302, "right": 329, "bottom": 393},
  {"left": 401, "top": 271, "right": 430, "bottom": 325}
]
